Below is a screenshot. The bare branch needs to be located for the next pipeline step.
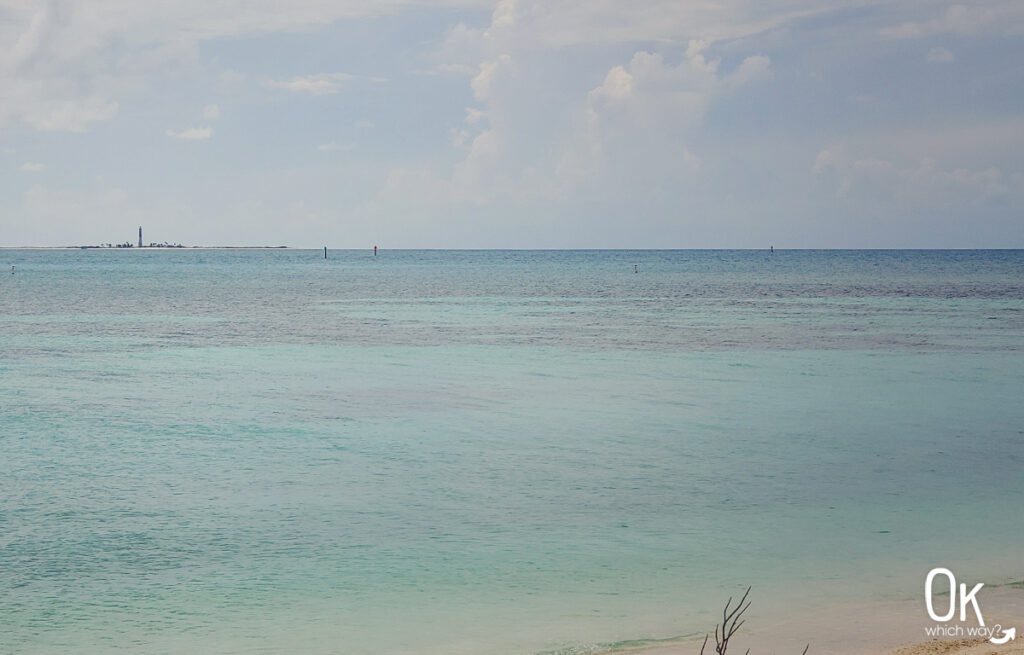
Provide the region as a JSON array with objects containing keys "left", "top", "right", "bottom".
[{"left": 696, "top": 587, "right": 808, "bottom": 655}]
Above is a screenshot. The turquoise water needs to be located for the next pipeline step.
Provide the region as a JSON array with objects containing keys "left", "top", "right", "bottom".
[{"left": 2, "top": 249, "right": 1023, "bottom": 654}]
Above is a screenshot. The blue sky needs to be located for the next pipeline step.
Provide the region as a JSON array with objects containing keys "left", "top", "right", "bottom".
[{"left": 2, "top": 0, "right": 1022, "bottom": 247}]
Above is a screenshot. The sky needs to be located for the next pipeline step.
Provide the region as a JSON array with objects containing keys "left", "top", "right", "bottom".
[{"left": 1, "top": 0, "right": 1022, "bottom": 248}]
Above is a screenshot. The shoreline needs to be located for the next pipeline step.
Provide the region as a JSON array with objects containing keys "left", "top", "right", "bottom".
[{"left": 623, "top": 585, "right": 1024, "bottom": 655}]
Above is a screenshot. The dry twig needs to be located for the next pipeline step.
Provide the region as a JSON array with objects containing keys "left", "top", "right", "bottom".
[{"left": 698, "top": 587, "right": 809, "bottom": 655}]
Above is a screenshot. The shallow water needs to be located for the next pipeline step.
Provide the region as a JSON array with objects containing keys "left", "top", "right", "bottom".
[{"left": 2, "top": 249, "right": 1023, "bottom": 654}]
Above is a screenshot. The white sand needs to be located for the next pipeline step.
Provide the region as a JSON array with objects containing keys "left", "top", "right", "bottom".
[{"left": 632, "top": 586, "right": 1024, "bottom": 655}]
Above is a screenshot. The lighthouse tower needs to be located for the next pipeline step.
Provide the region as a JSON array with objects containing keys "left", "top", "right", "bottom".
[{"left": 138, "top": 227, "right": 143, "bottom": 248}]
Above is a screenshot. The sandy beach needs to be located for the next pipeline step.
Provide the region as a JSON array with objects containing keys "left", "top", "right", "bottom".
[
  {"left": 891, "top": 639, "right": 1024, "bottom": 654},
  {"left": 630, "top": 586, "right": 1024, "bottom": 655}
]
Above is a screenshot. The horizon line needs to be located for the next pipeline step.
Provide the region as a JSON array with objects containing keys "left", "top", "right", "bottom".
[{"left": 3, "top": 246, "right": 1024, "bottom": 251}]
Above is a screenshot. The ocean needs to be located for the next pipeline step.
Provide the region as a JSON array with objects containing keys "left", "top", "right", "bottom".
[{"left": 2, "top": 249, "right": 1023, "bottom": 654}]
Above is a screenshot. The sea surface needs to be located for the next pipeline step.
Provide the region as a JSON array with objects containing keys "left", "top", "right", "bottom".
[{"left": 1, "top": 249, "right": 1023, "bottom": 655}]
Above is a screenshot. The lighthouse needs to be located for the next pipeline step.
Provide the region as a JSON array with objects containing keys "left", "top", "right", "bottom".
[{"left": 138, "top": 226, "right": 142, "bottom": 248}]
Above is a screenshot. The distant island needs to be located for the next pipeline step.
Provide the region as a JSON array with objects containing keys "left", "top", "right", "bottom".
[
  {"left": 68, "top": 226, "right": 289, "bottom": 250},
  {"left": 80, "top": 241, "right": 185, "bottom": 249},
  {"left": 1, "top": 245, "right": 292, "bottom": 249},
  {"left": 74, "top": 243, "right": 289, "bottom": 249}
]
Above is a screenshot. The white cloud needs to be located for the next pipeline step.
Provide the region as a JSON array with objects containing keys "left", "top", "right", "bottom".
[
  {"left": 267, "top": 72, "right": 359, "bottom": 95},
  {"left": 18, "top": 96, "right": 120, "bottom": 133},
  {"left": 879, "top": 2, "right": 1024, "bottom": 39},
  {"left": 317, "top": 142, "right": 354, "bottom": 151},
  {"left": 377, "top": 38, "right": 773, "bottom": 217},
  {"left": 812, "top": 122, "right": 1023, "bottom": 206},
  {"left": 812, "top": 147, "right": 839, "bottom": 174},
  {"left": 470, "top": 55, "right": 513, "bottom": 102},
  {"left": 266, "top": 72, "right": 387, "bottom": 96},
  {"left": 447, "top": 0, "right": 840, "bottom": 51},
  {"left": 0, "top": 1, "right": 441, "bottom": 133},
  {"left": 3, "top": 0, "right": 1020, "bottom": 247},
  {"left": 6, "top": 0, "right": 62, "bottom": 71},
  {"left": 166, "top": 126, "right": 213, "bottom": 140},
  {"left": 449, "top": 127, "right": 470, "bottom": 149},
  {"left": 20, "top": 162, "right": 45, "bottom": 172},
  {"left": 726, "top": 53, "right": 773, "bottom": 88},
  {"left": 583, "top": 45, "right": 772, "bottom": 150},
  {"left": 1, "top": 0, "right": 492, "bottom": 65},
  {"left": 0, "top": 0, "right": 874, "bottom": 138},
  {"left": 589, "top": 66, "right": 634, "bottom": 102},
  {"left": 547, "top": 45, "right": 773, "bottom": 202}
]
